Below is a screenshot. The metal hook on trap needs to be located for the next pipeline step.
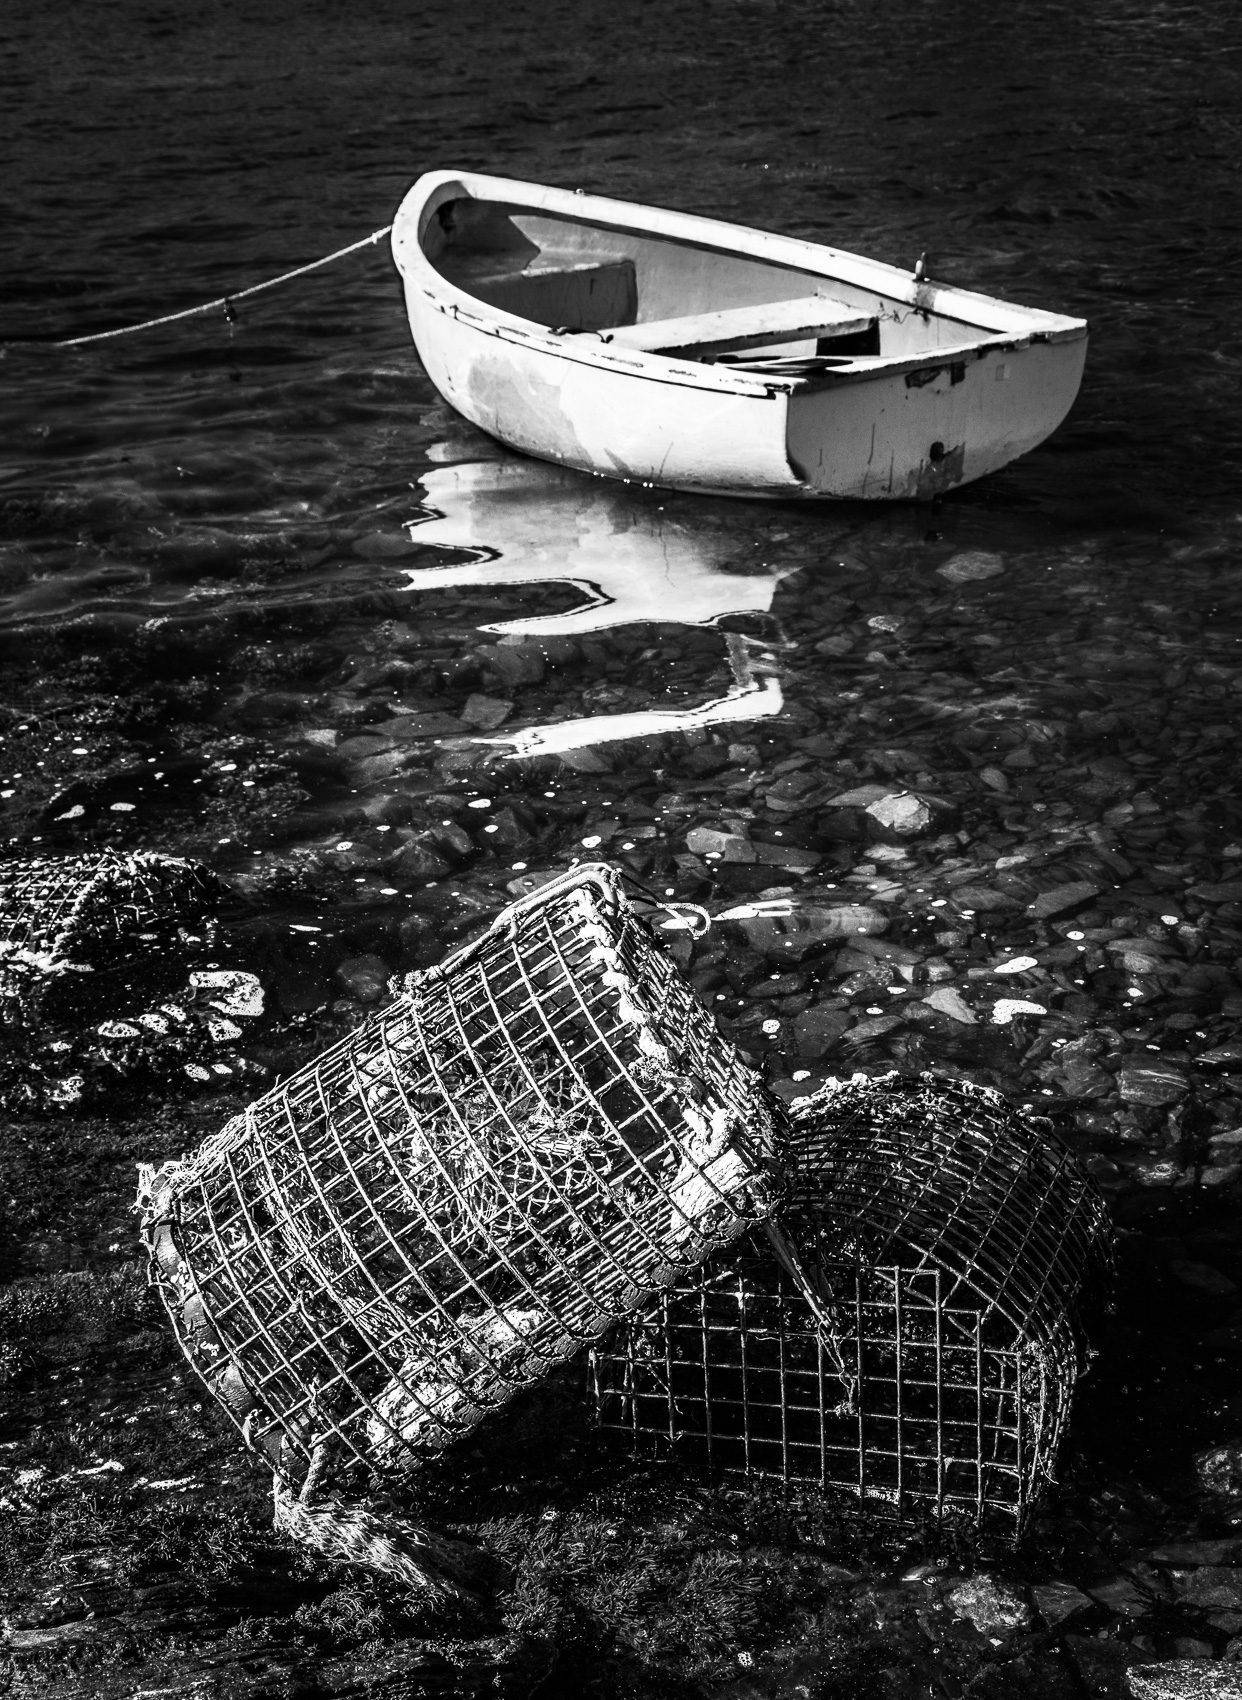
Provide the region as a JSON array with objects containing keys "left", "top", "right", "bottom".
[
  {"left": 619, "top": 871, "right": 712, "bottom": 939},
  {"left": 653, "top": 899, "right": 711, "bottom": 938}
]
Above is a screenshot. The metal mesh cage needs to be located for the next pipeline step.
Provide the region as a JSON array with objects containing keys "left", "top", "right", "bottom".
[
  {"left": 0, "top": 850, "right": 220, "bottom": 1028},
  {"left": 141, "top": 864, "right": 786, "bottom": 1489},
  {"left": 591, "top": 1072, "right": 1112, "bottom": 1539}
]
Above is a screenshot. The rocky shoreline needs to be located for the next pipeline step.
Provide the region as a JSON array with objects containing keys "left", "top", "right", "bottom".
[{"left": 3, "top": 527, "right": 1242, "bottom": 1698}]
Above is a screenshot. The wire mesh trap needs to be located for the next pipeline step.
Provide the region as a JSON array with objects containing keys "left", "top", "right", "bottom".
[
  {"left": 0, "top": 849, "right": 222, "bottom": 1029},
  {"left": 141, "top": 863, "right": 786, "bottom": 1496},
  {"left": 591, "top": 1072, "right": 1112, "bottom": 1540}
]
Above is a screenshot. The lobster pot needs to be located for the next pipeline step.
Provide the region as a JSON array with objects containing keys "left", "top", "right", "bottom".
[
  {"left": 592, "top": 1073, "right": 1111, "bottom": 1539},
  {"left": 0, "top": 850, "right": 220, "bottom": 1028},
  {"left": 141, "top": 864, "right": 784, "bottom": 1488}
]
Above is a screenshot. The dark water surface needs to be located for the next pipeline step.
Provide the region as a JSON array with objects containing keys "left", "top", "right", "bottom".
[{"left": 4, "top": 1, "right": 1242, "bottom": 1693}]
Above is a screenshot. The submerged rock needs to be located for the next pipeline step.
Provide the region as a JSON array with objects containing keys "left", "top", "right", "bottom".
[
  {"left": 938, "top": 551, "right": 1005, "bottom": 584},
  {"left": 1031, "top": 1580, "right": 1094, "bottom": 1627},
  {"left": 948, "top": 1573, "right": 1032, "bottom": 1637},
  {"left": 1196, "top": 1446, "right": 1242, "bottom": 1498},
  {"left": 334, "top": 955, "right": 392, "bottom": 1004},
  {"left": 1129, "top": 1663, "right": 1242, "bottom": 1700}
]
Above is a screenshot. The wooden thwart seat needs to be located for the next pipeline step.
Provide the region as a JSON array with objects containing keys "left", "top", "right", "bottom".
[{"left": 606, "top": 293, "right": 877, "bottom": 357}]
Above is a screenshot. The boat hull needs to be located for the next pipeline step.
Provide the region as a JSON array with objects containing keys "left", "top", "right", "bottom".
[
  {"left": 393, "top": 171, "right": 1088, "bottom": 502},
  {"left": 401, "top": 282, "right": 801, "bottom": 496}
]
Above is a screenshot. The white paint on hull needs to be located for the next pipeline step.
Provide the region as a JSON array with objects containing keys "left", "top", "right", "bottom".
[{"left": 392, "top": 170, "right": 1088, "bottom": 502}]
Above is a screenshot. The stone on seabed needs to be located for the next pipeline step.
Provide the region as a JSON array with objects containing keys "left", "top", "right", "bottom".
[
  {"left": 686, "top": 825, "right": 755, "bottom": 862},
  {"left": 864, "top": 790, "right": 933, "bottom": 838},
  {"left": 1128, "top": 1662, "right": 1242, "bottom": 1700},
  {"left": 333, "top": 955, "right": 392, "bottom": 1004},
  {"left": 937, "top": 550, "right": 1005, "bottom": 584},
  {"left": 1032, "top": 1580, "right": 1094, "bottom": 1627},
  {"left": 948, "top": 1573, "right": 1032, "bottom": 1636},
  {"left": 1117, "top": 1064, "right": 1189, "bottom": 1106},
  {"left": 1196, "top": 1446, "right": 1242, "bottom": 1497},
  {"left": 731, "top": 902, "right": 889, "bottom": 958}
]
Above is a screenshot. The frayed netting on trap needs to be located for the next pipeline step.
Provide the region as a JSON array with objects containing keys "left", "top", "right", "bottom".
[
  {"left": 141, "top": 864, "right": 786, "bottom": 1499},
  {"left": 591, "top": 1072, "right": 1112, "bottom": 1540},
  {"left": 0, "top": 849, "right": 222, "bottom": 1027}
]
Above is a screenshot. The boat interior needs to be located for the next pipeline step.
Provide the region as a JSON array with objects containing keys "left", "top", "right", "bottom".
[{"left": 425, "top": 195, "right": 996, "bottom": 370}]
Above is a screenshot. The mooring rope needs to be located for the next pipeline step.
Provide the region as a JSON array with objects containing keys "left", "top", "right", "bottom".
[{"left": 2, "top": 224, "right": 394, "bottom": 349}]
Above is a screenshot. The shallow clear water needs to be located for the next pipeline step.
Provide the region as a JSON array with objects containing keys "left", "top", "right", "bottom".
[{"left": 2, "top": 1, "right": 1241, "bottom": 1119}]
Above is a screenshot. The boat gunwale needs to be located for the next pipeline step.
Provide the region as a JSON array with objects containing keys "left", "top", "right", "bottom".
[{"left": 391, "top": 169, "right": 1088, "bottom": 398}]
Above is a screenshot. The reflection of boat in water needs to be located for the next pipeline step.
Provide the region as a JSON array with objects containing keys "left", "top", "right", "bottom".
[
  {"left": 491, "top": 632, "right": 782, "bottom": 761},
  {"left": 402, "top": 458, "right": 787, "bottom": 756},
  {"left": 403, "top": 459, "right": 790, "bottom": 636},
  {"left": 392, "top": 168, "right": 1088, "bottom": 500}
]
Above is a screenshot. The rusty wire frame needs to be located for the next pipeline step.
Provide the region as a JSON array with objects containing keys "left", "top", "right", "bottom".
[
  {"left": 591, "top": 1073, "right": 1111, "bottom": 1540},
  {"left": 142, "top": 864, "right": 785, "bottom": 1490},
  {"left": 0, "top": 849, "right": 221, "bottom": 1026}
]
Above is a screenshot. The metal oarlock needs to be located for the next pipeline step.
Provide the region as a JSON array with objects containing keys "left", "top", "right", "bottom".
[
  {"left": 591, "top": 1072, "right": 1112, "bottom": 1540},
  {"left": 140, "top": 864, "right": 786, "bottom": 1497}
]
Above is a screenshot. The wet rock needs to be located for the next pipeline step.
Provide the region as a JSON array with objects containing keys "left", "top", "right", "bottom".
[
  {"left": 992, "top": 998, "right": 1047, "bottom": 1025},
  {"left": 190, "top": 970, "right": 265, "bottom": 1020},
  {"left": 947, "top": 1573, "right": 1031, "bottom": 1637},
  {"left": 352, "top": 749, "right": 411, "bottom": 787},
  {"left": 1032, "top": 1580, "right": 1094, "bottom": 1627},
  {"left": 763, "top": 772, "right": 821, "bottom": 812},
  {"left": 460, "top": 693, "right": 513, "bottom": 730},
  {"left": 824, "top": 783, "right": 895, "bottom": 809},
  {"left": 380, "top": 710, "right": 466, "bottom": 738},
  {"left": 922, "top": 987, "right": 977, "bottom": 1024},
  {"left": 865, "top": 791, "right": 933, "bottom": 839},
  {"left": 1088, "top": 1575, "right": 1156, "bottom": 1618},
  {"left": 954, "top": 884, "right": 1019, "bottom": 913},
  {"left": 751, "top": 838, "right": 823, "bottom": 871},
  {"left": 1046, "top": 1037, "right": 1115, "bottom": 1099},
  {"left": 477, "top": 642, "right": 546, "bottom": 688},
  {"left": 1199, "top": 1044, "right": 1242, "bottom": 1067},
  {"left": 1196, "top": 1446, "right": 1242, "bottom": 1497},
  {"left": 791, "top": 1005, "right": 851, "bottom": 1059},
  {"left": 1129, "top": 1662, "right": 1242, "bottom": 1700},
  {"left": 729, "top": 902, "right": 889, "bottom": 960},
  {"left": 1123, "top": 1156, "right": 1187, "bottom": 1187},
  {"left": 1201, "top": 1161, "right": 1242, "bottom": 1189},
  {"left": 333, "top": 955, "right": 392, "bottom": 1004},
  {"left": 686, "top": 827, "right": 756, "bottom": 863},
  {"left": 337, "top": 732, "right": 396, "bottom": 759},
  {"left": 479, "top": 806, "right": 532, "bottom": 851},
  {"left": 938, "top": 550, "right": 1004, "bottom": 584},
  {"left": 1149, "top": 1542, "right": 1242, "bottom": 1566},
  {"left": 389, "top": 838, "right": 452, "bottom": 881},
  {"left": 1028, "top": 881, "right": 1104, "bottom": 920},
  {"left": 1117, "top": 1065, "right": 1189, "bottom": 1107},
  {"left": 1168, "top": 1569, "right": 1242, "bottom": 1613},
  {"left": 432, "top": 822, "right": 476, "bottom": 862},
  {"left": 557, "top": 746, "right": 613, "bottom": 774}
]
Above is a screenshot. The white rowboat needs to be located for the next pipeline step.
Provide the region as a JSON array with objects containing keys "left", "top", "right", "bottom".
[{"left": 391, "top": 169, "right": 1087, "bottom": 502}]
